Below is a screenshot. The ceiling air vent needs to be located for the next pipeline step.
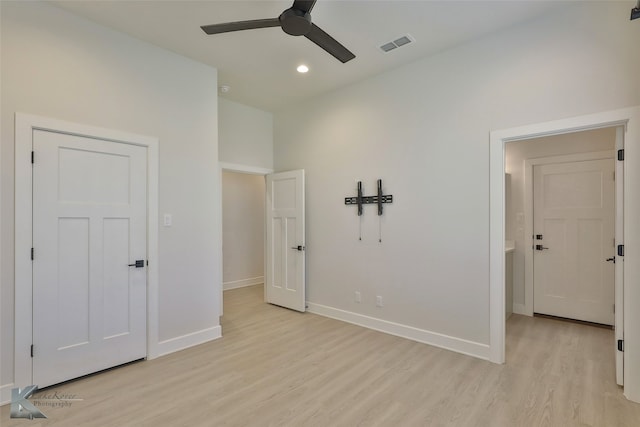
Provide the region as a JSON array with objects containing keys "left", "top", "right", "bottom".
[{"left": 379, "top": 34, "right": 414, "bottom": 53}]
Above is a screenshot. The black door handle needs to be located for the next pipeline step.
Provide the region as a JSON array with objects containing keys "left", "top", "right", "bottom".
[
  {"left": 128, "top": 260, "right": 145, "bottom": 268},
  {"left": 606, "top": 257, "right": 616, "bottom": 263},
  {"left": 290, "top": 246, "right": 304, "bottom": 251},
  {"left": 535, "top": 245, "right": 549, "bottom": 251}
]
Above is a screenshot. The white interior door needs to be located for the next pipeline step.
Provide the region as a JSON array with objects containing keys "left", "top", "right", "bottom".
[
  {"left": 533, "top": 158, "right": 615, "bottom": 325},
  {"left": 265, "top": 170, "right": 305, "bottom": 312},
  {"left": 33, "top": 130, "right": 147, "bottom": 388},
  {"left": 615, "top": 127, "right": 624, "bottom": 385}
]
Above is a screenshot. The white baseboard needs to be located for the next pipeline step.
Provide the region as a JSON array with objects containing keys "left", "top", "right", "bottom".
[
  {"left": 306, "top": 303, "right": 490, "bottom": 361},
  {"left": 154, "top": 325, "right": 222, "bottom": 359},
  {"left": 223, "top": 276, "right": 264, "bottom": 291},
  {"left": 1, "top": 382, "right": 14, "bottom": 406}
]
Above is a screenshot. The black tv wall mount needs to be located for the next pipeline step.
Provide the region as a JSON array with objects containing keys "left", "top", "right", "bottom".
[{"left": 344, "top": 179, "right": 393, "bottom": 216}]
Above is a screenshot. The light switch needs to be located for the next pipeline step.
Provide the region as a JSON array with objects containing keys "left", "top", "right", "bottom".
[{"left": 164, "top": 214, "right": 172, "bottom": 227}]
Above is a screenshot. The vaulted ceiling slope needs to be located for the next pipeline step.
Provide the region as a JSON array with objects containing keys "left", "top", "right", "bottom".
[{"left": 52, "top": 1, "right": 567, "bottom": 112}]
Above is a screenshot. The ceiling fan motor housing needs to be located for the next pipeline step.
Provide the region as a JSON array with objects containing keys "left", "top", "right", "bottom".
[{"left": 280, "top": 8, "right": 312, "bottom": 36}]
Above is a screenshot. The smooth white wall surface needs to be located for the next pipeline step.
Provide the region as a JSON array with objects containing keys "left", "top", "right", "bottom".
[
  {"left": 219, "top": 98, "right": 273, "bottom": 169},
  {"left": 505, "top": 127, "right": 616, "bottom": 308},
  {"left": 1, "top": 1, "right": 220, "bottom": 389},
  {"left": 222, "top": 171, "right": 265, "bottom": 288},
  {"left": 274, "top": 3, "right": 639, "bottom": 349}
]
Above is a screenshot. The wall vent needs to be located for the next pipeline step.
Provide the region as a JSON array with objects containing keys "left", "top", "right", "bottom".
[{"left": 379, "top": 34, "right": 414, "bottom": 53}]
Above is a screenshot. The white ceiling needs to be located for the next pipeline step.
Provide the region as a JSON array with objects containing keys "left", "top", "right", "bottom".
[{"left": 52, "top": 0, "right": 567, "bottom": 112}]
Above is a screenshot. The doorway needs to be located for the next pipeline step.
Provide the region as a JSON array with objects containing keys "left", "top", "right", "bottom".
[
  {"left": 219, "top": 163, "right": 272, "bottom": 315},
  {"left": 218, "top": 164, "right": 307, "bottom": 315},
  {"left": 505, "top": 128, "right": 616, "bottom": 325},
  {"left": 489, "top": 106, "right": 640, "bottom": 403},
  {"left": 222, "top": 171, "right": 266, "bottom": 293},
  {"left": 14, "top": 113, "right": 160, "bottom": 391},
  {"left": 504, "top": 127, "right": 621, "bottom": 389}
]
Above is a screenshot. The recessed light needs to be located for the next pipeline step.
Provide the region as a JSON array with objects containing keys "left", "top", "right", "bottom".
[{"left": 297, "top": 64, "right": 309, "bottom": 73}]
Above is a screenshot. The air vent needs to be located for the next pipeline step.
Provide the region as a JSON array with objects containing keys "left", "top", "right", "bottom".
[
  {"left": 380, "top": 42, "right": 397, "bottom": 52},
  {"left": 379, "top": 34, "right": 414, "bottom": 53}
]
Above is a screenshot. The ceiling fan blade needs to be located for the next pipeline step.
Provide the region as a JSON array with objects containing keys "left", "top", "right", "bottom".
[
  {"left": 201, "top": 18, "right": 280, "bottom": 35},
  {"left": 292, "top": 0, "right": 317, "bottom": 14},
  {"left": 305, "top": 23, "right": 355, "bottom": 63}
]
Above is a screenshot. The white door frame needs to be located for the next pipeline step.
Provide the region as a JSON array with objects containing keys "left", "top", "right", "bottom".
[
  {"left": 518, "top": 150, "right": 615, "bottom": 317},
  {"left": 14, "top": 113, "right": 159, "bottom": 391},
  {"left": 217, "top": 162, "right": 273, "bottom": 315},
  {"left": 489, "top": 106, "right": 640, "bottom": 403}
]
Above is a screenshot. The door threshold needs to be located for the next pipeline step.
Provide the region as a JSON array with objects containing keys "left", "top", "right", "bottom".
[
  {"left": 35, "top": 358, "right": 146, "bottom": 392},
  {"left": 533, "top": 313, "right": 614, "bottom": 330}
]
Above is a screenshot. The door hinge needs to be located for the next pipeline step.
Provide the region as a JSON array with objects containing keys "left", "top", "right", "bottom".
[
  {"left": 31, "top": 151, "right": 35, "bottom": 164},
  {"left": 618, "top": 339, "right": 624, "bottom": 352},
  {"left": 30, "top": 344, "right": 34, "bottom": 358},
  {"left": 618, "top": 245, "right": 624, "bottom": 257},
  {"left": 31, "top": 248, "right": 34, "bottom": 260},
  {"left": 618, "top": 149, "right": 624, "bottom": 161}
]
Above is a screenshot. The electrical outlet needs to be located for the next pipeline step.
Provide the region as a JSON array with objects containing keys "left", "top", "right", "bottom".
[
  {"left": 376, "top": 296, "right": 383, "bottom": 307},
  {"left": 355, "top": 291, "right": 361, "bottom": 303}
]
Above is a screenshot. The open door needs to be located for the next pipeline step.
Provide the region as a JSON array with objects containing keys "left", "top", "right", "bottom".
[
  {"left": 265, "top": 170, "right": 305, "bottom": 311},
  {"left": 615, "top": 126, "right": 624, "bottom": 386}
]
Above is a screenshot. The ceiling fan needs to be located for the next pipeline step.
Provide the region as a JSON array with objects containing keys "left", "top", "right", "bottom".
[{"left": 200, "top": 0, "right": 355, "bottom": 63}]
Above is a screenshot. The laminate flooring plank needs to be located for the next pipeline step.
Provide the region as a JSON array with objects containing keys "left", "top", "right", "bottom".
[{"left": 2, "top": 284, "right": 639, "bottom": 426}]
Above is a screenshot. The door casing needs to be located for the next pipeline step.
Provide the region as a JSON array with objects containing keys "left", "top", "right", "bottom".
[{"left": 14, "top": 113, "right": 159, "bottom": 391}]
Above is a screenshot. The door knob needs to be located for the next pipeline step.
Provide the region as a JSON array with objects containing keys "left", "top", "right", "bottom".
[
  {"left": 128, "top": 260, "right": 145, "bottom": 268},
  {"left": 535, "top": 245, "right": 549, "bottom": 251},
  {"left": 606, "top": 257, "right": 616, "bottom": 263},
  {"left": 291, "top": 245, "right": 304, "bottom": 251}
]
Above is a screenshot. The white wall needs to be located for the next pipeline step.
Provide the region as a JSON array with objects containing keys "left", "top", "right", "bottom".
[
  {"left": 274, "top": 3, "right": 640, "bottom": 355},
  {"left": 219, "top": 98, "right": 273, "bottom": 169},
  {"left": 222, "top": 171, "right": 265, "bottom": 290},
  {"left": 505, "top": 127, "right": 616, "bottom": 309},
  {"left": 1, "top": 1, "right": 221, "bottom": 393}
]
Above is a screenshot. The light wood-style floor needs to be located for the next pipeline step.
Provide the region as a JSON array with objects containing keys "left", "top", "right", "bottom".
[{"left": 3, "top": 284, "right": 639, "bottom": 426}]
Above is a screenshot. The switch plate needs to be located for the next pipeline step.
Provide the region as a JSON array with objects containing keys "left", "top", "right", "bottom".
[
  {"left": 164, "top": 214, "right": 172, "bottom": 227},
  {"left": 376, "top": 296, "right": 383, "bottom": 307},
  {"left": 355, "top": 291, "right": 361, "bottom": 303}
]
